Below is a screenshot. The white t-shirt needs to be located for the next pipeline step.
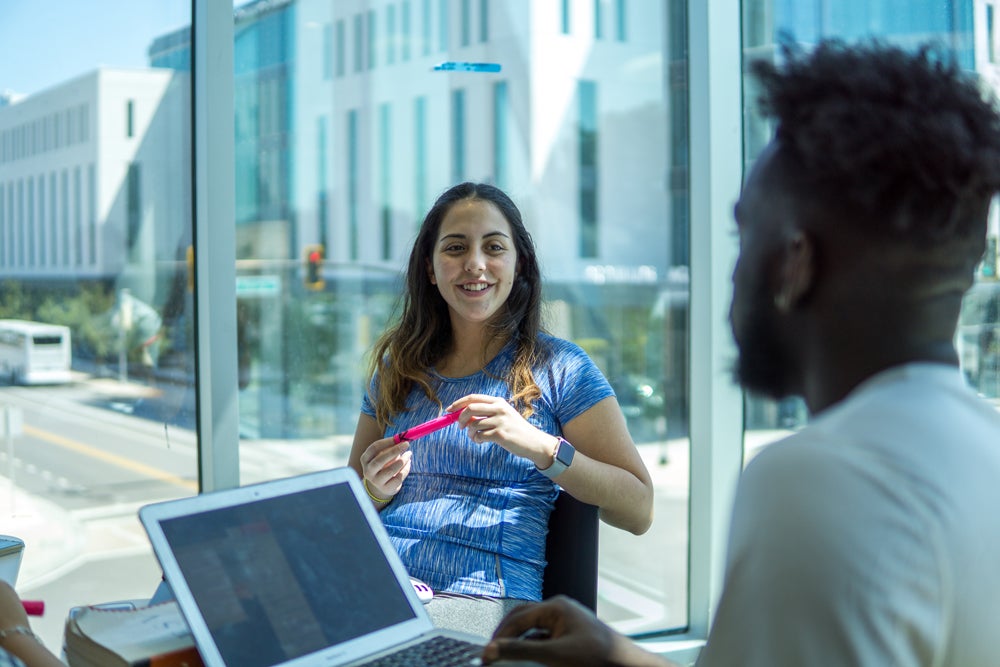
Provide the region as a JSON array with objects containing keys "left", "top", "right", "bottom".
[{"left": 698, "top": 363, "right": 1000, "bottom": 667}]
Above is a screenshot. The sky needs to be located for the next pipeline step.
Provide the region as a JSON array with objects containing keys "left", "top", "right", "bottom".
[{"left": 0, "top": 1, "right": 192, "bottom": 98}]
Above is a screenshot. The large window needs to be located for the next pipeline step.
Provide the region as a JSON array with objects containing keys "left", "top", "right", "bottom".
[
  {"left": 0, "top": 0, "right": 195, "bottom": 647},
  {"left": 740, "top": 0, "right": 999, "bottom": 462},
  {"left": 228, "top": 0, "right": 691, "bottom": 637},
  {"left": 13, "top": 1, "right": 994, "bottom": 662}
]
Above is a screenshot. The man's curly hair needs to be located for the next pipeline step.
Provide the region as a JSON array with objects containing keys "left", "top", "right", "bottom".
[{"left": 751, "top": 39, "right": 1000, "bottom": 259}]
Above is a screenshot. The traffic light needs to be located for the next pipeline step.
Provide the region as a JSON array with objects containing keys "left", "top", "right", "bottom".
[
  {"left": 304, "top": 244, "right": 325, "bottom": 290},
  {"left": 186, "top": 245, "right": 195, "bottom": 292}
]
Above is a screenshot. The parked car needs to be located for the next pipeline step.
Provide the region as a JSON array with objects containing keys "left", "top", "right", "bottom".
[{"left": 957, "top": 280, "right": 1000, "bottom": 399}]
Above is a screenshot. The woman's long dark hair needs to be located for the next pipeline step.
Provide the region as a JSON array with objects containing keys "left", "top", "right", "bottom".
[{"left": 367, "top": 182, "right": 545, "bottom": 427}]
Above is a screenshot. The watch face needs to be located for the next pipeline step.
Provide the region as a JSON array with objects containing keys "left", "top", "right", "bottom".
[{"left": 555, "top": 438, "right": 575, "bottom": 466}]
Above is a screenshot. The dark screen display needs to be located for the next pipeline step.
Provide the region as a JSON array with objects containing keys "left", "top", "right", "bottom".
[{"left": 160, "top": 482, "right": 416, "bottom": 667}]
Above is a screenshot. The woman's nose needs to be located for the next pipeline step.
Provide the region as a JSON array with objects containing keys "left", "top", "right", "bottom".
[{"left": 464, "top": 251, "right": 486, "bottom": 272}]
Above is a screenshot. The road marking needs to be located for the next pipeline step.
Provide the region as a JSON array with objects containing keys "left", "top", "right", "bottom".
[{"left": 22, "top": 424, "right": 198, "bottom": 492}]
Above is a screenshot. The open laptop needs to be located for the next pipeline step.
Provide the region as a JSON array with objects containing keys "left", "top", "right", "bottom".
[{"left": 139, "top": 467, "right": 508, "bottom": 667}]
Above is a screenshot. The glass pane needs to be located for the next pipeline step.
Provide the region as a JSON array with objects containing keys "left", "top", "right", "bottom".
[
  {"left": 231, "top": 0, "right": 689, "bottom": 635},
  {"left": 739, "top": 2, "right": 996, "bottom": 462},
  {"left": 0, "top": 0, "right": 195, "bottom": 648}
]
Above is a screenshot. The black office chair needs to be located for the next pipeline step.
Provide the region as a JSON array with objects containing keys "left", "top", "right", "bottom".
[{"left": 541, "top": 491, "right": 599, "bottom": 610}]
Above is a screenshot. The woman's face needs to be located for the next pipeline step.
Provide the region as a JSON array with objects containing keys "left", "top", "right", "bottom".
[{"left": 428, "top": 198, "right": 519, "bottom": 330}]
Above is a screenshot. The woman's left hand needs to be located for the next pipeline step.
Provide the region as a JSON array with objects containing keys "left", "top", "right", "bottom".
[{"left": 446, "top": 394, "right": 557, "bottom": 468}]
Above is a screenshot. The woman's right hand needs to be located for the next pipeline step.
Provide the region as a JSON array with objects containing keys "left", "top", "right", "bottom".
[{"left": 358, "top": 436, "right": 412, "bottom": 501}]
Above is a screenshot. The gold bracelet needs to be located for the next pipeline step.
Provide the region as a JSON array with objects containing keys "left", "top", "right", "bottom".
[
  {"left": 363, "top": 477, "right": 393, "bottom": 504},
  {"left": 0, "top": 625, "right": 42, "bottom": 645}
]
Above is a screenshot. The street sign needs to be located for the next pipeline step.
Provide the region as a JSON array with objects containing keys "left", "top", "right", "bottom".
[{"left": 236, "top": 275, "right": 282, "bottom": 297}]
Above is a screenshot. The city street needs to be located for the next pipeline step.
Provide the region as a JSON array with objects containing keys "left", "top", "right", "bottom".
[{"left": 1, "top": 378, "right": 693, "bottom": 650}]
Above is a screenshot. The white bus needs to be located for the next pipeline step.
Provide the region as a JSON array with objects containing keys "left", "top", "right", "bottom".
[{"left": 0, "top": 319, "right": 73, "bottom": 385}]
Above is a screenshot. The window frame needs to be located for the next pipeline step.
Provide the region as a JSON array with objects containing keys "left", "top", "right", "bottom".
[{"left": 190, "top": 0, "right": 745, "bottom": 656}]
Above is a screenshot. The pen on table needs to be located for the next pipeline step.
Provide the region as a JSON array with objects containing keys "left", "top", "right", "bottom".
[{"left": 22, "top": 600, "right": 44, "bottom": 616}]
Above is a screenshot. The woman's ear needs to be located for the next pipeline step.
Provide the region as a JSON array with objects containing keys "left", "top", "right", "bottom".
[
  {"left": 774, "top": 230, "right": 815, "bottom": 313},
  {"left": 426, "top": 258, "right": 437, "bottom": 285}
]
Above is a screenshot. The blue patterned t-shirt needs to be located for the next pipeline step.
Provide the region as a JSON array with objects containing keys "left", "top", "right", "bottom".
[{"left": 360, "top": 333, "right": 614, "bottom": 600}]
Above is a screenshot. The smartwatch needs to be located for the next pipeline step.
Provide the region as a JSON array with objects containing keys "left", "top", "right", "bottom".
[{"left": 538, "top": 436, "right": 575, "bottom": 479}]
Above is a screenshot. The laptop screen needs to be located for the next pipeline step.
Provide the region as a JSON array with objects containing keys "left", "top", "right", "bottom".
[{"left": 153, "top": 477, "right": 418, "bottom": 667}]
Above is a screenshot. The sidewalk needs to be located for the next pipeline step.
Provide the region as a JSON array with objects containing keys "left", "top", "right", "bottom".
[{"left": 2, "top": 479, "right": 84, "bottom": 588}]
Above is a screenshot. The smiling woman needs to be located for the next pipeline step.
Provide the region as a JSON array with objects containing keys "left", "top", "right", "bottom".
[{"left": 348, "top": 182, "right": 654, "bottom": 635}]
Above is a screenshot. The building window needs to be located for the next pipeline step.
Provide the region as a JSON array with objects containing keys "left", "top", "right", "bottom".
[
  {"left": 414, "top": 95, "right": 427, "bottom": 220},
  {"left": 37, "top": 175, "right": 46, "bottom": 267},
  {"left": 335, "top": 20, "right": 346, "bottom": 76},
  {"left": 126, "top": 99, "right": 135, "bottom": 138},
  {"left": 74, "top": 166, "right": 83, "bottom": 265},
  {"left": 595, "top": 0, "right": 604, "bottom": 39},
  {"left": 480, "top": 0, "right": 489, "bottom": 42},
  {"left": 561, "top": 0, "right": 571, "bottom": 34},
  {"left": 317, "top": 115, "right": 328, "bottom": 249},
  {"left": 387, "top": 5, "right": 397, "bottom": 65},
  {"left": 347, "top": 109, "right": 359, "bottom": 260},
  {"left": 323, "top": 23, "right": 333, "bottom": 79},
  {"left": 379, "top": 103, "right": 392, "bottom": 261},
  {"left": 422, "top": 0, "right": 432, "bottom": 56},
  {"left": 16, "top": 179, "right": 23, "bottom": 267},
  {"left": 79, "top": 103, "right": 89, "bottom": 143},
  {"left": 49, "top": 173, "right": 57, "bottom": 266},
  {"left": 126, "top": 163, "right": 140, "bottom": 258},
  {"left": 493, "top": 80, "right": 508, "bottom": 190},
  {"left": 60, "top": 169, "right": 69, "bottom": 265},
  {"left": 0, "top": 184, "right": 5, "bottom": 267},
  {"left": 439, "top": 0, "right": 449, "bottom": 52},
  {"left": 27, "top": 177, "right": 35, "bottom": 267},
  {"left": 368, "top": 10, "right": 377, "bottom": 69},
  {"left": 578, "top": 80, "right": 598, "bottom": 258},
  {"left": 452, "top": 88, "right": 465, "bottom": 183},
  {"left": 401, "top": 1, "right": 412, "bottom": 61},
  {"left": 353, "top": 14, "right": 364, "bottom": 73},
  {"left": 989, "top": 4, "right": 997, "bottom": 64},
  {"left": 461, "top": 0, "right": 471, "bottom": 47},
  {"left": 88, "top": 163, "right": 96, "bottom": 264}
]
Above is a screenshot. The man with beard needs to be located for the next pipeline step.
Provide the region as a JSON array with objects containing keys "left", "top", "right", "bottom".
[{"left": 480, "top": 38, "right": 1000, "bottom": 667}]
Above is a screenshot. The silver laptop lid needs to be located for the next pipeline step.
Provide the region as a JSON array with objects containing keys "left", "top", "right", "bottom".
[{"left": 139, "top": 467, "right": 434, "bottom": 667}]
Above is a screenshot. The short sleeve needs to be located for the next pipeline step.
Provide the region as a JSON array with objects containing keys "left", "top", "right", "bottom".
[
  {"left": 540, "top": 337, "right": 615, "bottom": 427},
  {"left": 360, "top": 371, "right": 378, "bottom": 419}
]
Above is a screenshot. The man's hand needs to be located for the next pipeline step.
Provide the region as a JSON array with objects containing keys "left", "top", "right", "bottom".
[{"left": 482, "top": 596, "right": 673, "bottom": 667}]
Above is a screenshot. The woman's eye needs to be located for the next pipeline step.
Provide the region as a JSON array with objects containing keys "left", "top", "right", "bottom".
[{"left": 444, "top": 244, "right": 465, "bottom": 253}]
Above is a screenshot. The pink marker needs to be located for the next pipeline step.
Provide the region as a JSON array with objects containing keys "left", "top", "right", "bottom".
[
  {"left": 394, "top": 410, "right": 463, "bottom": 443},
  {"left": 22, "top": 600, "right": 44, "bottom": 616}
]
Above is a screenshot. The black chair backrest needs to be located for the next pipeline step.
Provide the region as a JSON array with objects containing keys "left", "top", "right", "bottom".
[{"left": 541, "top": 491, "right": 599, "bottom": 610}]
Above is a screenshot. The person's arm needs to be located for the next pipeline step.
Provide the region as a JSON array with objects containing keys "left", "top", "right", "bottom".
[
  {"left": 548, "top": 397, "right": 654, "bottom": 534},
  {"left": 0, "top": 582, "right": 64, "bottom": 667},
  {"left": 348, "top": 413, "right": 412, "bottom": 508},
  {"left": 482, "top": 596, "right": 678, "bottom": 667},
  {"left": 448, "top": 394, "right": 654, "bottom": 534}
]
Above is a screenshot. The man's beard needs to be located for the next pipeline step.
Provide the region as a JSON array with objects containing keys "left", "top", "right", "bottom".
[{"left": 732, "top": 304, "right": 795, "bottom": 401}]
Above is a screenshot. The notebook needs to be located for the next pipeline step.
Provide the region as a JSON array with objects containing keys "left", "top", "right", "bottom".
[{"left": 139, "top": 467, "right": 502, "bottom": 667}]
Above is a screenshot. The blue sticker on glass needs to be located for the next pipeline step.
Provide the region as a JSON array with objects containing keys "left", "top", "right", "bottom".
[{"left": 432, "top": 62, "right": 502, "bottom": 73}]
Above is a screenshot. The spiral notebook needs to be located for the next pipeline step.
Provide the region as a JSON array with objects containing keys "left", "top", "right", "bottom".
[{"left": 139, "top": 468, "right": 497, "bottom": 667}]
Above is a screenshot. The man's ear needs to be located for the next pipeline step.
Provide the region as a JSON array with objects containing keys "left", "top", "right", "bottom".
[
  {"left": 774, "top": 230, "right": 815, "bottom": 313},
  {"left": 426, "top": 258, "right": 436, "bottom": 285}
]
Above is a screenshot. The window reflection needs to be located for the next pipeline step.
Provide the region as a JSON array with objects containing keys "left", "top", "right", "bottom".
[
  {"left": 0, "top": 1, "right": 195, "bottom": 647},
  {"left": 741, "top": 1, "right": 1000, "bottom": 455},
  {"left": 220, "top": 0, "right": 690, "bottom": 635}
]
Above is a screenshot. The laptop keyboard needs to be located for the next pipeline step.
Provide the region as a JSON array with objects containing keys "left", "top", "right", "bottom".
[{"left": 359, "top": 635, "right": 483, "bottom": 666}]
